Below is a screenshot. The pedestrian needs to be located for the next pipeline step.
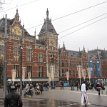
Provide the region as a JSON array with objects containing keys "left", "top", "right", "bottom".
[
  {"left": 81, "top": 81, "right": 90, "bottom": 105},
  {"left": 60, "top": 81, "right": 64, "bottom": 89},
  {"left": 96, "top": 82, "right": 102, "bottom": 96},
  {"left": 7, "top": 82, "right": 11, "bottom": 93},
  {"left": 4, "top": 85, "right": 23, "bottom": 107},
  {"left": 39, "top": 83, "right": 43, "bottom": 94},
  {"left": 76, "top": 81, "right": 79, "bottom": 90},
  {"left": 17, "top": 83, "right": 20, "bottom": 92}
]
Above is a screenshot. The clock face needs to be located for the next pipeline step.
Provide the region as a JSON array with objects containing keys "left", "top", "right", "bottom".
[
  {"left": 12, "top": 26, "right": 22, "bottom": 35},
  {"left": 49, "top": 39, "right": 55, "bottom": 46}
]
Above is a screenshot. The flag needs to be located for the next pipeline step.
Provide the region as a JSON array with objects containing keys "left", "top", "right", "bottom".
[
  {"left": 66, "top": 71, "right": 69, "bottom": 81},
  {"left": 96, "top": 60, "right": 100, "bottom": 77},
  {"left": 87, "top": 68, "right": 91, "bottom": 80},
  {"left": 82, "top": 68, "right": 86, "bottom": 80},
  {"left": 12, "top": 69, "right": 16, "bottom": 81},
  {"left": 88, "top": 60, "right": 93, "bottom": 77},
  {"left": 77, "top": 65, "right": 82, "bottom": 78}
]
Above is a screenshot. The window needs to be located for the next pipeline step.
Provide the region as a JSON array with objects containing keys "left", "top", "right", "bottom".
[
  {"left": 27, "top": 66, "right": 32, "bottom": 78},
  {"left": 62, "top": 61, "right": 64, "bottom": 67},
  {"left": 14, "top": 46, "right": 20, "bottom": 62},
  {"left": 38, "top": 53, "right": 43, "bottom": 62},
  {"left": 38, "top": 66, "right": 43, "bottom": 77},
  {"left": 14, "top": 65, "right": 19, "bottom": 78},
  {"left": 0, "top": 44, "right": 4, "bottom": 60},
  {"left": 26, "top": 46, "right": 32, "bottom": 62}
]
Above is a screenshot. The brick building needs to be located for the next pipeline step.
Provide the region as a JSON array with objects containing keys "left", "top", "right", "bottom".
[
  {"left": 0, "top": 9, "right": 107, "bottom": 84},
  {"left": 0, "top": 9, "right": 59, "bottom": 82}
]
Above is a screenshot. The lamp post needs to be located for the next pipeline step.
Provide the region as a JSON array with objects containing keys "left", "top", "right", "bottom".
[
  {"left": 19, "top": 46, "right": 22, "bottom": 96},
  {"left": 19, "top": 25, "right": 24, "bottom": 96},
  {"left": 3, "top": 14, "right": 7, "bottom": 97}
]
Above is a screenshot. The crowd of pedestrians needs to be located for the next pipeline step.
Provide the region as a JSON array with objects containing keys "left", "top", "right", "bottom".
[
  {"left": 4, "top": 81, "right": 50, "bottom": 107},
  {"left": 3, "top": 79, "right": 106, "bottom": 107},
  {"left": 7, "top": 82, "right": 50, "bottom": 96}
]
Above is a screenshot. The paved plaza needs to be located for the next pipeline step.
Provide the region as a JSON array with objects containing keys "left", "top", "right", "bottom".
[{"left": 0, "top": 87, "right": 107, "bottom": 107}]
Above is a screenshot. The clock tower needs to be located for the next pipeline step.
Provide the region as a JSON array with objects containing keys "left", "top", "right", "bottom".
[
  {"left": 38, "top": 8, "right": 59, "bottom": 83},
  {"left": 38, "top": 8, "right": 58, "bottom": 48},
  {"left": 11, "top": 9, "right": 22, "bottom": 36}
]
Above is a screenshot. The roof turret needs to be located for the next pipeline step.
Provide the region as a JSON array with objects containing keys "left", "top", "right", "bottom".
[
  {"left": 15, "top": 9, "right": 19, "bottom": 21},
  {"left": 38, "top": 8, "right": 58, "bottom": 36}
]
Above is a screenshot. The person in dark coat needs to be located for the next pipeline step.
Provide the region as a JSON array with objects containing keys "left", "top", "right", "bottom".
[
  {"left": 96, "top": 82, "right": 102, "bottom": 96},
  {"left": 39, "top": 83, "right": 43, "bottom": 94},
  {"left": 4, "top": 85, "right": 23, "bottom": 107}
]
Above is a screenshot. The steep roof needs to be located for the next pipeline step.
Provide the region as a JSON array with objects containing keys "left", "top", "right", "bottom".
[
  {"left": 88, "top": 49, "right": 107, "bottom": 59},
  {"left": 67, "top": 50, "right": 80, "bottom": 57},
  {"left": 0, "top": 18, "right": 14, "bottom": 33},
  {"left": 0, "top": 9, "right": 30, "bottom": 36},
  {"left": 38, "top": 8, "right": 58, "bottom": 36}
]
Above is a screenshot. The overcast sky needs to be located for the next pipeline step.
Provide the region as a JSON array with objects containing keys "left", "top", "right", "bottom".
[{"left": 0, "top": 0, "right": 107, "bottom": 51}]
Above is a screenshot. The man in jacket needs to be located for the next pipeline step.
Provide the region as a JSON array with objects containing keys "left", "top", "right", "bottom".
[{"left": 4, "top": 84, "right": 23, "bottom": 107}]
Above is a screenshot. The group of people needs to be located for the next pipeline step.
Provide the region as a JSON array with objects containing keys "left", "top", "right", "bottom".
[
  {"left": 7, "top": 82, "right": 20, "bottom": 93},
  {"left": 4, "top": 82, "right": 47, "bottom": 107},
  {"left": 24, "top": 83, "right": 44, "bottom": 96},
  {"left": 4, "top": 80, "right": 105, "bottom": 107}
]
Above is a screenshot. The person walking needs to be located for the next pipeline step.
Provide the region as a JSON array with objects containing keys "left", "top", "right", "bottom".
[
  {"left": 39, "top": 83, "right": 43, "bottom": 94},
  {"left": 81, "top": 81, "right": 90, "bottom": 105},
  {"left": 96, "top": 82, "right": 102, "bottom": 96},
  {"left": 4, "top": 85, "right": 23, "bottom": 107}
]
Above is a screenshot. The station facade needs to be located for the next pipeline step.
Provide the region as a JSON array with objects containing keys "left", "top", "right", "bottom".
[{"left": 0, "top": 9, "right": 107, "bottom": 83}]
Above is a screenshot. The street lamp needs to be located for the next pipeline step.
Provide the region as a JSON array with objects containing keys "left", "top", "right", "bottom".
[
  {"left": 19, "top": 46, "right": 23, "bottom": 96},
  {"left": 19, "top": 25, "right": 24, "bottom": 96},
  {"left": 20, "top": 46, "right": 23, "bottom": 95},
  {"left": 3, "top": 14, "right": 7, "bottom": 97},
  {"left": 20, "top": 25, "right": 24, "bottom": 95}
]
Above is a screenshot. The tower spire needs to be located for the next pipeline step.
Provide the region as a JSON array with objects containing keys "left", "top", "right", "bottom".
[
  {"left": 15, "top": 9, "right": 19, "bottom": 21},
  {"left": 34, "top": 28, "right": 36, "bottom": 36},
  {"left": 63, "top": 42, "right": 65, "bottom": 50},
  {"left": 38, "top": 8, "right": 57, "bottom": 36},
  {"left": 46, "top": 8, "right": 49, "bottom": 19}
]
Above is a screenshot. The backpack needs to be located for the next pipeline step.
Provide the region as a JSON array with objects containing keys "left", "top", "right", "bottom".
[{"left": 86, "top": 85, "right": 88, "bottom": 90}]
